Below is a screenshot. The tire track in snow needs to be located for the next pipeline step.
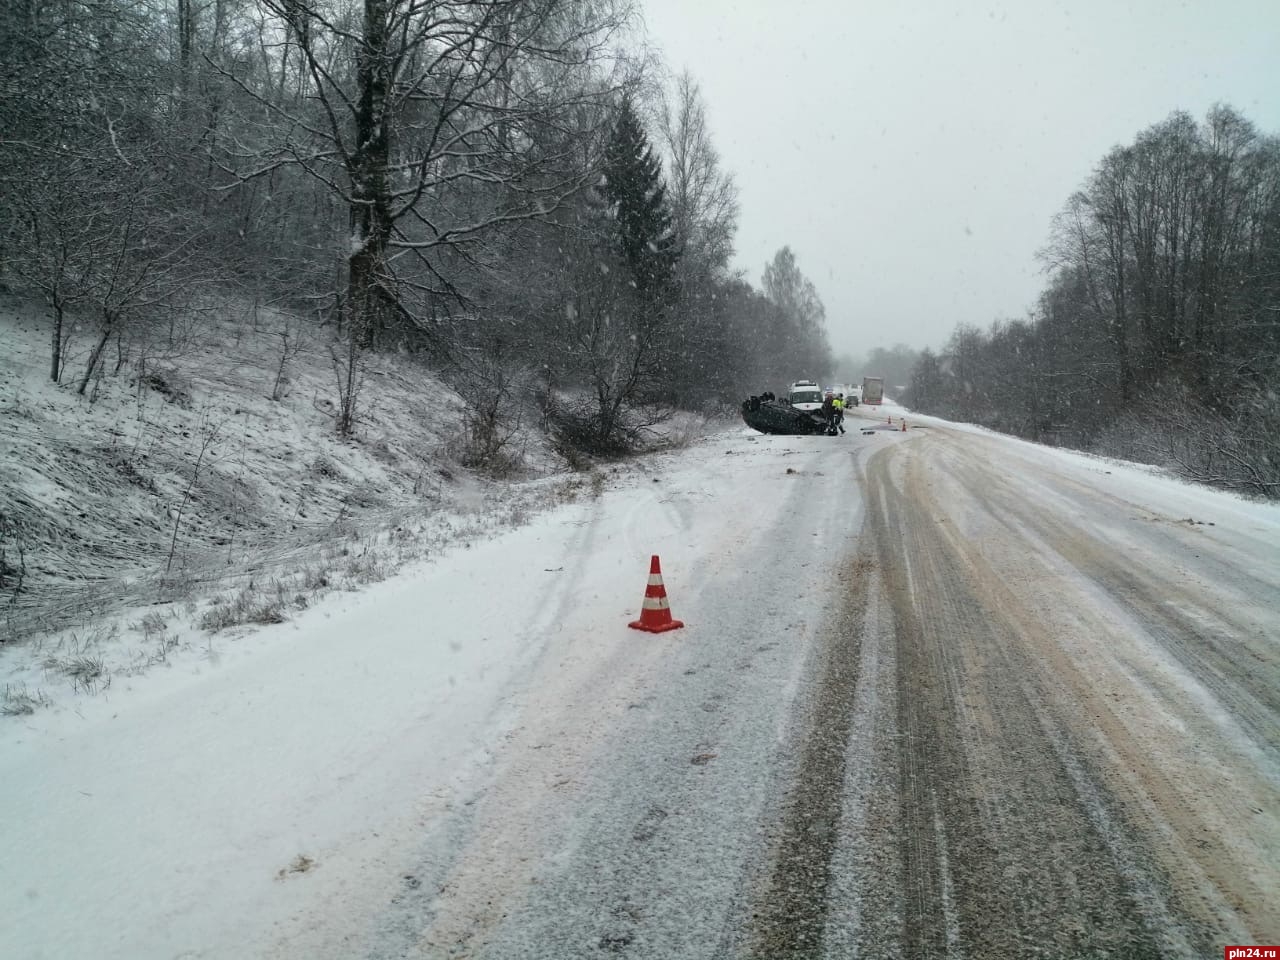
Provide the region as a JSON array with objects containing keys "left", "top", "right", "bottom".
[
  {"left": 922, "top": 430, "right": 1280, "bottom": 942},
  {"left": 853, "top": 438, "right": 1197, "bottom": 958},
  {"left": 945, "top": 436, "right": 1280, "bottom": 760},
  {"left": 742, "top": 527, "right": 870, "bottom": 958}
]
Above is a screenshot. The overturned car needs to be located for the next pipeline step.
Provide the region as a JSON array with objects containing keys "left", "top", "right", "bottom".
[{"left": 740, "top": 395, "right": 830, "bottom": 435}]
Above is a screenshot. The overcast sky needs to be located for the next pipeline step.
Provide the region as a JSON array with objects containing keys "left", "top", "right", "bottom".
[{"left": 639, "top": 0, "right": 1280, "bottom": 357}]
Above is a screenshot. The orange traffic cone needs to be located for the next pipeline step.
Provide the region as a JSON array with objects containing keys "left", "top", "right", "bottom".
[
  {"left": 628, "top": 555, "right": 684, "bottom": 633},
  {"left": 901, "top": 419, "right": 907, "bottom": 432},
  {"left": 887, "top": 415, "right": 892, "bottom": 424}
]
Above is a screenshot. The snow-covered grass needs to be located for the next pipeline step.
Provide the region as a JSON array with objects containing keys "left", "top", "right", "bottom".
[{"left": 0, "top": 292, "right": 637, "bottom": 694}]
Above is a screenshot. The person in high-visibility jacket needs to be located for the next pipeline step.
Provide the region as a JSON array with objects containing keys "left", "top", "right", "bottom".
[{"left": 832, "top": 393, "right": 846, "bottom": 434}]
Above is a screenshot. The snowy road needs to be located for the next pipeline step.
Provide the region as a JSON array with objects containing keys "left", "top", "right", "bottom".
[
  {"left": 404, "top": 416, "right": 1280, "bottom": 960},
  {"left": 766, "top": 419, "right": 1280, "bottom": 958},
  {"left": 3, "top": 411, "right": 1278, "bottom": 959}
]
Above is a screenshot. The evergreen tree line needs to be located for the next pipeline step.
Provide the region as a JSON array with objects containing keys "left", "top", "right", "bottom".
[
  {"left": 906, "top": 106, "right": 1280, "bottom": 497},
  {"left": 0, "top": 0, "right": 833, "bottom": 457}
]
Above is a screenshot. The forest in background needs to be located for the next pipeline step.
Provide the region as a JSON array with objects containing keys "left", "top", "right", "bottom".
[
  {"left": 906, "top": 107, "right": 1280, "bottom": 497},
  {"left": 0, "top": 0, "right": 834, "bottom": 459},
  {"left": 5, "top": 4, "right": 1276, "bottom": 497}
]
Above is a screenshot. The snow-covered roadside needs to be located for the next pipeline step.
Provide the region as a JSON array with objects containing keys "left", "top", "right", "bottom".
[
  {"left": 0, "top": 427, "right": 855, "bottom": 960},
  {"left": 2, "top": 499, "right": 584, "bottom": 960},
  {"left": 0, "top": 291, "right": 567, "bottom": 644}
]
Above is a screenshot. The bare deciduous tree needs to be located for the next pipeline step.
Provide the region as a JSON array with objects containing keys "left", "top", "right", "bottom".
[
  {"left": 762, "top": 246, "right": 833, "bottom": 380},
  {"left": 221, "top": 0, "right": 636, "bottom": 341},
  {"left": 660, "top": 70, "right": 739, "bottom": 279},
  {"left": 913, "top": 106, "right": 1280, "bottom": 496}
]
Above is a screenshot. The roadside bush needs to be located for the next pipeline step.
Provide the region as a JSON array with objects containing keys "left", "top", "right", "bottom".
[
  {"left": 1094, "top": 386, "right": 1280, "bottom": 498},
  {"left": 199, "top": 583, "right": 289, "bottom": 632},
  {"left": 545, "top": 396, "right": 643, "bottom": 458},
  {"left": 448, "top": 416, "right": 525, "bottom": 478}
]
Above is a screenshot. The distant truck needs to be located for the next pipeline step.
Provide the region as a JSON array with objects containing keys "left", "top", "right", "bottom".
[{"left": 862, "top": 376, "right": 884, "bottom": 405}]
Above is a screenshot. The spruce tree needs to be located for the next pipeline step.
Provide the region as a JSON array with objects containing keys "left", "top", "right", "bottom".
[{"left": 601, "top": 98, "right": 680, "bottom": 297}]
